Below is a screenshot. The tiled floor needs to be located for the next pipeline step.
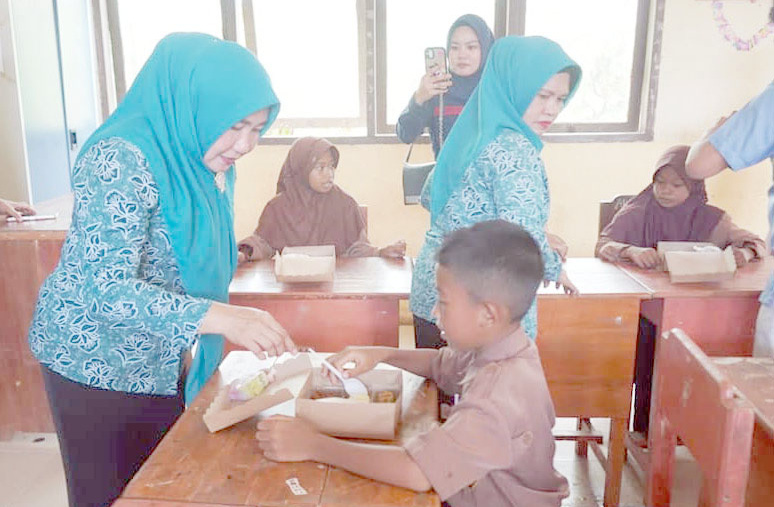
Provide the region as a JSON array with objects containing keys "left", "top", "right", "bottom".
[
  {"left": 0, "top": 424, "right": 702, "bottom": 507},
  {"left": 0, "top": 326, "right": 703, "bottom": 506}
]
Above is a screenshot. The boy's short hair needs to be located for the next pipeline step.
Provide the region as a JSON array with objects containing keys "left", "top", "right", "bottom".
[{"left": 437, "top": 220, "right": 545, "bottom": 322}]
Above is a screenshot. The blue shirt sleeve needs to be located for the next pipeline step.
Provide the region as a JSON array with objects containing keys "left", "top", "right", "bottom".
[
  {"left": 74, "top": 140, "right": 211, "bottom": 345},
  {"left": 710, "top": 82, "right": 774, "bottom": 171},
  {"left": 489, "top": 136, "right": 562, "bottom": 280}
]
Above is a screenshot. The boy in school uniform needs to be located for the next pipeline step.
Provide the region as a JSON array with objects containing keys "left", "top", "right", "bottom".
[{"left": 256, "top": 219, "right": 569, "bottom": 507}]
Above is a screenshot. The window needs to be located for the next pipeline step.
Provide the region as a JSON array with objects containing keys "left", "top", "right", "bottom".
[
  {"left": 379, "top": 1, "right": 497, "bottom": 129},
  {"left": 248, "top": 0, "right": 366, "bottom": 137},
  {"left": 524, "top": 0, "right": 651, "bottom": 138},
  {"left": 96, "top": 0, "right": 662, "bottom": 142}
]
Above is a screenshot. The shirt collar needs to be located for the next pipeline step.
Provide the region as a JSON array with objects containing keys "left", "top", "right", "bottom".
[{"left": 472, "top": 326, "right": 531, "bottom": 367}]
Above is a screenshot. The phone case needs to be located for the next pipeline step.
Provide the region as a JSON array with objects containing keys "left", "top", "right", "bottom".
[{"left": 424, "top": 47, "right": 447, "bottom": 76}]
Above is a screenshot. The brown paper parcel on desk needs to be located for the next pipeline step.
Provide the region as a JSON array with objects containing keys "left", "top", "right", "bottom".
[
  {"left": 274, "top": 245, "right": 335, "bottom": 282},
  {"left": 656, "top": 241, "right": 716, "bottom": 271},
  {"left": 663, "top": 246, "right": 736, "bottom": 283},
  {"left": 296, "top": 367, "right": 402, "bottom": 440},
  {"left": 203, "top": 354, "right": 312, "bottom": 432}
]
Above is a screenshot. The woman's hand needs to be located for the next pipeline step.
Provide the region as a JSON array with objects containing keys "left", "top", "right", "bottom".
[
  {"left": 378, "top": 240, "right": 406, "bottom": 259},
  {"left": 0, "top": 198, "right": 36, "bottom": 222},
  {"left": 626, "top": 247, "right": 661, "bottom": 269},
  {"left": 414, "top": 71, "right": 452, "bottom": 105},
  {"left": 546, "top": 232, "right": 568, "bottom": 262},
  {"left": 200, "top": 302, "right": 296, "bottom": 359},
  {"left": 543, "top": 269, "right": 578, "bottom": 295},
  {"left": 256, "top": 415, "right": 321, "bottom": 462}
]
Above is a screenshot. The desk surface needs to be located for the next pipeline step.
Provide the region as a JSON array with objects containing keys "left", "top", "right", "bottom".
[
  {"left": 537, "top": 257, "right": 650, "bottom": 298},
  {"left": 0, "top": 193, "right": 72, "bottom": 240},
  {"left": 715, "top": 357, "right": 774, "bottom": 437},
  {"left": 618, "top": 256, "right": 773, "bottom": 298},
  {"left": 119, "top": 352, "right": 440, "bottom": 507},
  {"left": 230, "top": 257, "right": 412, "bottom": 299}
]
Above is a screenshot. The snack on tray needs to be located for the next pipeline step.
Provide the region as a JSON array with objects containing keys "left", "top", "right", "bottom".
[
  {"left": 373, "top": 390, "right": 396, "bottom": 403},
  {"left": 228, "top": 369, "right": 276, "bottom": 401},
  {"left": 310, "top": 388, "right": 348, "bottom": 400}
]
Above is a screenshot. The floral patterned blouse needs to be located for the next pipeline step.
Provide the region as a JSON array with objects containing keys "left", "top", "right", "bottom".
[
  {"left": 410, "top": 131, "right": 561, "bottom": 339},
  {"left": 28, "top": 138, "right": 211, "bottom": 395}
]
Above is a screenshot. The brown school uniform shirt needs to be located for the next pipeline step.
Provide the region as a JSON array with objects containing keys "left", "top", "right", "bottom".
[{"left": 404, "top": 328, "right": 568, "bottom": 507}]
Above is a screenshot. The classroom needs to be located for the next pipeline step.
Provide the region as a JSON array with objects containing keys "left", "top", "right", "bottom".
[{"left": 1, "top": 1, "right": 773, "bottom": 506}]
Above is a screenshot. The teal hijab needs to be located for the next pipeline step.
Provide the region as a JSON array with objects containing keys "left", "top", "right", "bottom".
[
  {"left": 429, "top": 36, "right": 581, "bottom": 221},
  {"left": 79, "top": 33, "right": 280, "bottom": 403}
]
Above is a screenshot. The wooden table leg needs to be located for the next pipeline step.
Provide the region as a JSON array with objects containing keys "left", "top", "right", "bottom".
[{"left": 604, "top": 417, "right": 627, "bottom": 507}]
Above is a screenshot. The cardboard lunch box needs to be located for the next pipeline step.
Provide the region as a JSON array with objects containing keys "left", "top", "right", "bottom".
[
  {"left": 655, "top": 241, "right": 716, "bottom": 271},
  {"left": 295, "top": 367, "right": 402, "bottom": 440},
  {"left": 274, "top": 245, "right": 335, "bottom": 283},
  {"left": 660, "top": 243, "right": 736, "bottom": 283},
  {"left": 203, "top": 353, "right": 402, "bottom": 440}
]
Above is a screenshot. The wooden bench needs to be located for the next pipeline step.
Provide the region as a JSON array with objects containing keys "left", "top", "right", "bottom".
[{"left": 646, "top": 328, "right": 755, "bottom": 507}]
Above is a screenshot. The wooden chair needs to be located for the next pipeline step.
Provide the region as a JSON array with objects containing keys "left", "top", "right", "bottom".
[
  {"left": 646, "top": 328, "right": 754, "bottom": 507},
  {"left": 599, "top": 194, "right": 634, "bottom": 233}
]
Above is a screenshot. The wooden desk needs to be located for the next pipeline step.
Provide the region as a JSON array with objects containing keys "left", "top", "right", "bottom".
[
  {"left": 0, "top": 194, "right": 71, "bottom": 438},
  {"left": 116, "top": 352, "right": 440, "bottom": 507},
  {"left": 537, "top": 258, "right": 650, "bottom": 507},
  {"left": 617, "top": 258, "right": 772, "bottom": 486},
  {"left": 229, "top": 258, "right": 412, "bottom": 352},
  {"left": 619, "top": 257, "right": 773, "bottom": 356},
  {"left": 715, "top": 357, "right": 774, "bottom": 507}
]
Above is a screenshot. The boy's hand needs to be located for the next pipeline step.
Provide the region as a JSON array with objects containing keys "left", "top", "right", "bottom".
[
  {"left": 256, "top": 415, "right": 320, "bottom": 462},
  {"left": 325, "top": 346, "right": 390, "bottom": 382}
]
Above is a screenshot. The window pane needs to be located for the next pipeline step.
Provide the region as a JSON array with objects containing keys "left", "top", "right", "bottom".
[
  {"left": 385, "top": 1, "right": 496, "bottom": 125},
  {"left": 252, "top": 0, "right": 361, "bottom": 125},
  {"left": 117, "top": 0, "right": 222, "bottom": 90},
  {"left": 525, "top": 0, "right": 639, "bottom": 124}
]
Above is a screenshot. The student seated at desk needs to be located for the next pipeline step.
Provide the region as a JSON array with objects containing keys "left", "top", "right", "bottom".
[
  {"left": 595, "top": 144, "right": 765, "bottom": 269},
  {"left": 257, "top": 220, "right": 569, "bottom": 507},
  {"left": 237, "top": 136, "right": 405, "bottom": 262}
]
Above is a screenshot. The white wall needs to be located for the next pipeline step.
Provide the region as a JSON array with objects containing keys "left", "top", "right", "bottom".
[{"left": 0, "top": 0, "right": 28, "bottom": 202}]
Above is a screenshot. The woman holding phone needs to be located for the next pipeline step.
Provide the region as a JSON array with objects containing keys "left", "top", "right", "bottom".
[{"left": 396, "top": 14, "right": 495, "bottom": 157}]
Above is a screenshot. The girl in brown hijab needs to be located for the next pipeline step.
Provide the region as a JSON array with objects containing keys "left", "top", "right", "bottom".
[
  {"left": 595, "top": 144, "right": 765, "bottom": 269},
  {"left": 238, "top": 137, "right": 405, "bottom": 261}
]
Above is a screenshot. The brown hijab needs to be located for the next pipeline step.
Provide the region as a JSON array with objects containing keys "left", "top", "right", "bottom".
[
  {"left": 601, "top": 145, "right": 725, "bottom": 248},
  {"left": 256, "top": 137, "right": 365, "bottom": 255}
]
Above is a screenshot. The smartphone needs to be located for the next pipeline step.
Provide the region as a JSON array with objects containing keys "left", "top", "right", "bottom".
[{"left": 424, "top": 47, "right": 448, "bottom": 76}]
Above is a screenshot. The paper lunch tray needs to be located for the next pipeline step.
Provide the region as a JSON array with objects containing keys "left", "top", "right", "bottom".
[{"left": 203, "top": 354, "right": 312, "bottom": 433}]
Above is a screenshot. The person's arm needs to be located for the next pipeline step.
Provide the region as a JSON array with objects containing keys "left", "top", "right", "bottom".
[
  {"left": 685, "top": 140, "right": 729, "bottom": 180},
  {"left": 688, "top": 83, "right": 774, "bottom": 178},
  {"left": 325, "top": 346, "right": 439, "bottom": 380},
  {"left": 708, "top": 213, "right": 766, "bottom": 266},
  {"left": 256, "top": 415, "right": 432, "bottom": 492},
  {"left": 595, "top": 236, "right": 633, "bottom": 263},
  {"left": 396, "top": 95, "right": 434, "bottom": 144},
  {"left": 0, "top": 197, "right": 36, "bottom": 222},
  {"left": 237, "top": 232, "right": 274, "bottom": 262},
  {"left": 75, "top": 142, "right": 294, "bottom": 358}
]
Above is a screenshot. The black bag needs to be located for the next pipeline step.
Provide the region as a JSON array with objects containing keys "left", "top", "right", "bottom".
[{"left": 402, "top": 144, "right": 434, "bottom": 205}]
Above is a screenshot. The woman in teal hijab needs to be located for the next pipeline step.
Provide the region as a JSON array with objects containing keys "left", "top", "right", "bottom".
[
  {"left": 411, "top": 36, "right": 582, "bottom": 352},
  {"left": 28, "top": 33, "right": 295, "bottom": 507}
]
